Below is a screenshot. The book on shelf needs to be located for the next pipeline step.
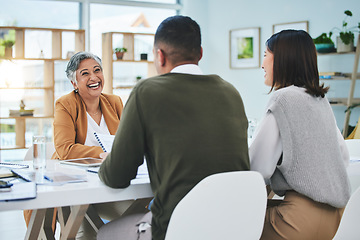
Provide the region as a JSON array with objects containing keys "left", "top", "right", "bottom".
[
  {"left": 9, "top": 109, "right": 34, "bottom": 117},
  {"left": 319, "top": 72, "right": 345, "bottom": 79},
  {"left": 319, "top": 72, "right": 343, "bottom": 76}
]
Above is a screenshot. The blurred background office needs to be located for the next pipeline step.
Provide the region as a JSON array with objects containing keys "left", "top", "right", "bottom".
[{"left": 0, "top": 0, "right": 359, "bottom": 160}]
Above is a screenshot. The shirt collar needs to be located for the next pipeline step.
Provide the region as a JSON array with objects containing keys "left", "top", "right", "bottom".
[{"left": 170, "top": 64, "right": 203, "bottom": 75}]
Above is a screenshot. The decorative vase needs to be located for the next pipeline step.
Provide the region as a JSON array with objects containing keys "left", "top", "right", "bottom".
[
  {"left": 4, "top": 47, "right": 12, "bottom": 58},
  {"left": 336, "top": 36, "right": 354, "bottom": 53},
  {"left": 115, "top": 52, "right": 125, "bottom": 60}
]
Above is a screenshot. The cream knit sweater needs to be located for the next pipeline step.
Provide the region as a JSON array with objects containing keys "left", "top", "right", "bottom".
[{"left": 267, "top": 86, "right": 350, "bottom": 208}]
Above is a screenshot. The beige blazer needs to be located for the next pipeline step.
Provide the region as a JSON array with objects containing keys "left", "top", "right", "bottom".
[{"left": 52, "top": 91, "right": 123, "bottom": 160}]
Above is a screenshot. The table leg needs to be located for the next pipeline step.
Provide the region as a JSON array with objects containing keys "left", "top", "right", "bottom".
[
  {"left": 42, "top": 208, "right": 56, "bottom": 240},
  {"left": 85, "top": 204, "right": 104, "bottom": 232},
  {"left": 24, "top": 208, "right": 46, "bottom": 240},
  {"left": 60, "top": 204, "right": 89, "bottom": 240},
  {"left": 58, "top": 206, "right": 71, "bottom": 231}
]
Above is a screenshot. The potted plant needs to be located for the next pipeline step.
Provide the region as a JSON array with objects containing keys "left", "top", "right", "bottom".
[
  {"left": 330, "top": 10, "right": 360, "bottom": 53},
  {"left": 1, "top": 39, "right": 15, "bottom": 58},
  {"left": 313, "top": 32, "right": 335, "bottom": 53},
  {"left": 114, "top": 47, "right": 127, "bottom": 60}
]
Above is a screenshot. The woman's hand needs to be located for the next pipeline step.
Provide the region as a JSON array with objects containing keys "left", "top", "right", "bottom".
[{"left": 100, "top": 152, "right": 109, "bottom": 160}]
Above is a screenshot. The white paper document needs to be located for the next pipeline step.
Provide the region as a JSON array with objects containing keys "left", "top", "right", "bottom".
[{"left": 94, "top": 132, "right": 115, "bottom": 152}]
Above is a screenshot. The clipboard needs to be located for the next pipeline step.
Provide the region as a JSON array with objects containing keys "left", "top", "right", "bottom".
[
  {"left": 94, "top": 132, "right": 115, "bottom": 152},
  {"left": 0, "top": 181, "right": 37, "bottom": 201}
]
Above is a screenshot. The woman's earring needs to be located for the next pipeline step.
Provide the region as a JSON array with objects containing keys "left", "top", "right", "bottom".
[{"left": 74, "top": 88, "right": 78, "bottom": 93}]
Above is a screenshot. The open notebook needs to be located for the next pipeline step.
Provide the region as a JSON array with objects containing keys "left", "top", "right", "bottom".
[{"left": 94, "top": 132, "right": 115, "bottom": 152}]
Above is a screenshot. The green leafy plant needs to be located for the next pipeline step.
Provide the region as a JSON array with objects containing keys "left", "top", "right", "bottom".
[
  {"left": 331, "top": 10, "right": 360, "bottom": 45},
  {"left": 114, "top": 47, "right": 127, "bottom": 53},
  {"left": 1, "top": 39, "right": 15, "bottom": 48},
  {"left": 313, "top": 32, "right": 334, "bottom": 44}
]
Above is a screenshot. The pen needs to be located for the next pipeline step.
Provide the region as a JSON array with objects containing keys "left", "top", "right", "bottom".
[{"left": 44, "top": 175, "right": 53, "bottom": 182}]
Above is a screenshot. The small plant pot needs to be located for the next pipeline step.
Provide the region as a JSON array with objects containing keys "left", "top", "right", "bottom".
[
  {"left": 4, "top": 47, "right": 12, "bottom": 58},
  {"left": 336, "top": 37, "right": 354, "bottom": 53},
  {"left": 116, "top": 52, "right": 125, "bottom": 60},
  {"left": 140, "top": 53, "right": 148, "bottom": 60},
  {"left": 315, "top": 43, "right": 335, "bottom": 53}
]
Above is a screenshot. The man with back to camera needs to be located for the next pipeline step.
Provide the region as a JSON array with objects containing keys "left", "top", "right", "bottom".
[{"left": 97, "top": 15, "right": 250, "bottom": 240}]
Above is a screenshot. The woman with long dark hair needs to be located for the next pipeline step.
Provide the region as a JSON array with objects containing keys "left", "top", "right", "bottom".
[{"left": 250, "top": 30, "right": 351, "bottom": 239}]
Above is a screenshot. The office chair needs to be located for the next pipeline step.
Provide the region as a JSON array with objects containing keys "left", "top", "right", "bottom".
[
  {"left": 164, "top": 171, "right": 267, "bottom": 240},
  {"left": 24, "top": 142, "right": 55, "bottom": 160},
  {"left": 333, "top": 186, "right": 360, "bottom": 240}
]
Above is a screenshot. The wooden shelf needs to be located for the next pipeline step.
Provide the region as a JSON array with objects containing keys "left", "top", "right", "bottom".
[
  {"left": 0, "top": 146, "right": 29, "bottom": 150},
  {"left": 114, "top": 85, "right": 136, "bottom": 89},
  {"left": 0, "top": 57, "right": 72, "bottom": 61},
  {"left": 102, "top": 31, "right": 156, "bottom": 94},
  {"left": 0, "top": 87, "right": 53, "bottom": 90},
  {"left": 329, "top": 98, "right": 360, "bottom": 106},
  {"left": 317, "top": 51, "right": 356, "bottom": 56},
  {"left": 0, "top": 115, "right": 54, "bottom": 120},
  {"left": 318, "top": 35, "right": 360, "bottom": 137},
  {"left": 320, "top": 73, "right": 360, "bottom": 80},
  {"left": 0, "top": 26, "right": 85, "bottom": 150},
  {"left": 113, "top": 59, "right": 154, "bottom": 63}
]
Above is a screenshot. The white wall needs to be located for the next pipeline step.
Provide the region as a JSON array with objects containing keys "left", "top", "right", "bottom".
[{"left": 181, "top": 0, "right": 360, "bottom": 131}]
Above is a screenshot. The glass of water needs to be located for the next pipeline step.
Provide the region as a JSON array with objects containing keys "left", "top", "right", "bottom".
[{"left": 32, "top": 135, "right": 46, "bottom": 170}]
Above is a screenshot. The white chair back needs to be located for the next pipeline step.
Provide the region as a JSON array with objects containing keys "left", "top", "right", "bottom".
[
  {"left": 333, "top": 186, "right": 360, "bottom": 240},
  {"left": 24, "top": 142, "right": 55, "bottom": 161},
  {"left": 164, "top": 171, "right": 267, "bottom": 240},
  {"left": 345, "top": 139, "right": 360, "bottom": 161}
]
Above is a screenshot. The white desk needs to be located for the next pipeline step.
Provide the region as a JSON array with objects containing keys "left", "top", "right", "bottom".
[{"left": 0, "top": 160, "right": 153, "bottom": 240}]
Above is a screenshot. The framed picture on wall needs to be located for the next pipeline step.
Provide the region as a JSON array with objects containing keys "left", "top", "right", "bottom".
[
  {"left": 229, "top": 27, "right": 260, "bottom": 69},
  {"left": 273, "top": 21, "right": 309, "bottom": 34}
]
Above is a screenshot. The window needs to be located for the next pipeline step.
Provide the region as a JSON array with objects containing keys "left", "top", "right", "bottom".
[
  {"left": 0, "top": 0, "right": 180, "bottom": 160},
  {"left": 89, "top": 3, "right": 176, "bottom": 56},
  {"left": 0, "top": 0, "right": 79, "bottom": 29}
]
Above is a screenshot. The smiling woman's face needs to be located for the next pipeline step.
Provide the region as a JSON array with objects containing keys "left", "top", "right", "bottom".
[
  {"left": 73, "top": 58, "right": 104, "bottom": 100},
  {"left": 261, "top": 48, "right": 274, "bottom": 87}
]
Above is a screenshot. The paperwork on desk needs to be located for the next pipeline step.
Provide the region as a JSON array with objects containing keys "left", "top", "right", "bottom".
[
  {"left": 0, "top": 168, "right": 15, "bottom": 178},
  {"left": 11, "top": 169, "right": 87, "bottom": 186},
  {"left": 88, "top": 161, "right": 149, "bottom": 178}
]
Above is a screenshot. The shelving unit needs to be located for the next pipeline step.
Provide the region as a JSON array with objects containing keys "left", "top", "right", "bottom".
[
  {"left": 0, "top": 27, "right": 85, "bottom": 150},
  {"left": 318, "top": 35, "right": 360, "bottom": 137},
  {"left": 102, "top": 32, "right": 157, "bottom": 94},
  {"left": 343, "top": 35, "right": 360, "bottom": 137}
]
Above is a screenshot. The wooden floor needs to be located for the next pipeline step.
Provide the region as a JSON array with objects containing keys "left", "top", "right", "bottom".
[{"left": 0, "top": 210, "right": 27, "bottom": 240}]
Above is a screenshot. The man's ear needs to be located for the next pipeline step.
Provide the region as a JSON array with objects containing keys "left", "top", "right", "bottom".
[
  {"left": 158, "top": 49, "right": 166, "bottom": 66},
  {"left": 199, "top": 47, "right": 203, "bottom": 61}
]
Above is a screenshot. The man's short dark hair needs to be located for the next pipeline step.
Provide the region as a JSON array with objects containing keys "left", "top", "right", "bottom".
[{"left": 154, "top": 15, "right": 202, "bottom": 64}]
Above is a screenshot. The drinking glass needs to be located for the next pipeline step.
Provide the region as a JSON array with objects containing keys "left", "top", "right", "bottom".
[{"left": 32, "top": 135, "right": 46, "bottom": 170}]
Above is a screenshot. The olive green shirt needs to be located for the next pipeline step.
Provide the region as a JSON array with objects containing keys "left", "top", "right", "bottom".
[{"left": 99, "top": 73, "right": 250, "bottom": 240}]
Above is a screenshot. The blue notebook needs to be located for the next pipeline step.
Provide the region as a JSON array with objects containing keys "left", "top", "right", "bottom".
[
  {"left": 0, "top": 181, "right": 37, "bottom": 201},
  {"left": 94, "top": 132, "right": 115, "bottom": 152}
]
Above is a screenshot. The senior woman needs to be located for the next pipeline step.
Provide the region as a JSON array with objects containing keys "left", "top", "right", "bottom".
[
  {"left": 24, "top": 52, "right": 149, "bottom": 239},
  {"left": 53, "top": 51, "right": 122, "bottom": 159}
]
